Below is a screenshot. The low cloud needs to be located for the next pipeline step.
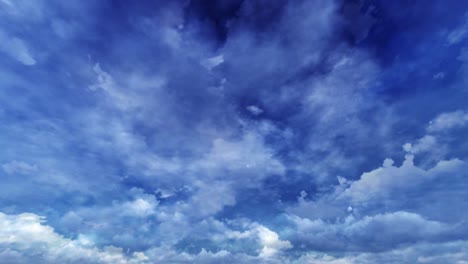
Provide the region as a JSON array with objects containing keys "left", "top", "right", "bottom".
[{"left": 0, "top": 212, "right": 149, "bottom": 264}]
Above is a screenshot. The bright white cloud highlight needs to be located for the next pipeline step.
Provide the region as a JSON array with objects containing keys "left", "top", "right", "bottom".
[
  {"left": 428, "top": 110, "right": 468, "bottom": 132},
  {"left": 256, "top": 226, "right": 293, "bottom": 258},
  {"left": 0, "top": 212, "right": 149, "bottom": 264}
]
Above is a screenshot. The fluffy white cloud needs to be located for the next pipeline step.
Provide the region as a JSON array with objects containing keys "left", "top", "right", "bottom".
[
  {"left": 190, "top": 132, "right": 286, "bottom": 185},
  {"left": 292, "top": 240, "right": 468, "bottom": 264},
  {"left": 144, "top": 220, "right": 292, "bottom": 263},
  {"left": 184, "top": 181, "right": 236, "bottom": 218},
  {"left": 256, "top": 225, "right": 293, "bottom": 258},
  {"left": 146, "top": 246, "right": 264, "bottom": 264},
  {"left": 58, "top": 188, "right": 160, "bottom": 249},
  {"left": 287, "top": 211, "right": 455, "bottom": 252},
  {"left": 0, "top": 212, "right": 149, "bottom": 264},
  {"left": 406, "top": 135, "right": 438, "bottom": 154},
  {"left": 121, "top": 195, "right": 159, "bottom": 217},
  {"left": 286, "top": 130, "right": 468, "bottom": 251},
  {"left": 246, "top": 105, "right": 264, "bottom": 116},
  {"left": 427, "top": 110, "right": 468, "bottom": 132},
  {"left": 341, "top": 154, "right": 466, "bottom": 203}
]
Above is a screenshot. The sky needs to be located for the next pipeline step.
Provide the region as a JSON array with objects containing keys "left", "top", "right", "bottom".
[{"left": 1, "top": 0, "right": 468, "bottom": 263}]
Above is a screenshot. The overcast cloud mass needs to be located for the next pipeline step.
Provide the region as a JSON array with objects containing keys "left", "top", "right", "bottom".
[{"left": 1, "top": 0, "right": 468, "bottom": 263}]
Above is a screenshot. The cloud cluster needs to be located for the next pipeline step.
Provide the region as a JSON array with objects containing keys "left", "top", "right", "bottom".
[
  {"left": 1, "top": 0, "right": 468, "bottom": 263},
  {"left": 286, "top": 109, "right": 468, "bottom": 258},
  {"left": 0, "top": 212, "right": 149, "bottom": 264}
]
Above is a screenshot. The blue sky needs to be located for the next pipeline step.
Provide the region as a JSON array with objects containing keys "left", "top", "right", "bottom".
[{"left": 1, "top": 0, "right": 468, "bottom": 263}]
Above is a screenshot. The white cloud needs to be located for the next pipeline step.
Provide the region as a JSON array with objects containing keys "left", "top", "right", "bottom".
[
  {"left": 382, "top": 158, "right": 394, "bottom": 168},
  {"left": 88, "top": 63, "right": 139, "bottom": 110},
  {"left": 427, "top": 110, "right": 468, "bottom": 132},
  {"left": 339, "top": 151, "right": 466, "bottom": 204},
  {"left": 293, "top": 253, "right": 356, "bottom": 264},
  {"left": 403, "top": 136, "right": 439, "bottom": 157},
  {"left": 88, "top": 63, "right": 115, "bottom": 91},
  {"left": 256, "top": 225, "right": 292, "bottom": 258},
  {"left": 58, "top": 189, "right": 160, "bottom": 248},
  {"left": 337, "top": 176, "right": 348, "bottom": 185},
  {"left": 0, "top": 212, "right": 149, "bottom": 264},
  {"left": 191, "top": 132, "right": 285, "bottom": 186},
  {"left": 292, "top": 240, "right": 468, "bottom": 264},
  {"left": 88, "top": 63, "right": 166, "bottom": 111},
  {"left": 0, "top": 30, "right": 36, "bottom": 65},
  {"left": 122, "top": 196, "right": 158, "bottom": 217},
  {"left": 155, "top": 188, "right": 175, "bottom": 198},
  {"left": 145, "top": 246, "right": 263, "bottom": 264},
  {"left": 411, "top": 135, "right": 438, "bottom": 154},
  {"left": 246, "top": 105, "right": 264, "bottom": 116},
  {"left": 184, "top": 181, "right": 236, "bottom": 218},
  {"left": 142, "top": 239, "right": 468, "bottom": 264},
  {"left": 201, "top": 54, "right": 224, "bottom": 70},
  {"left": 288, "top": 141, "right": 468, "bottom": 222},
  {"left": 0, "top": 0, "right": 13, "bottom": 7},
  {"left": 2, "top": 160, "right": 37, "bottom": 175},
  {"left": 287, "top": 211, "right": 453, "bottom": 252},
  {"left": 433, "top": 72, "right": 445, "bottom": 80},
  {"left": 222, "top": 222, "right": 292, "bottom": 258},
  {"left": 162, "top": 28, "right": 182, "bottom": 49},
  {"left": 447, "top": 14, "right": 468, "bottom": 45},
  {"left": 0, "top": 0, "right": 45, "bottom": 22},
  {"left": 448, "top": 27, "right": 468, "bottom": 45},
  {"left": 51, "top": 18, "right": 77, "bottom": 39}
]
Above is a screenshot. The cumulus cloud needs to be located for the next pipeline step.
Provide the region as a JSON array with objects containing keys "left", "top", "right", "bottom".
[
  {"left": 287, "top": 122, "right": 468, "bottom": 252},
  {"left": 146, "top": 245, "right": 281, "bottom": 264},
  {"left": 121, "top": 196, "right": 159, "bottom": 217},
  {"left": 256, "top": 225, "right": 292, "bottom": 258},
  {"left": 411, "top": 135, "right": 438, "bottom": 153},
  {"left": 334, "top": 152, "right": 468, "bottom": 215},
  {"left": 288, "top": 211, "right": 460, "bottom": 252},
  {"left": 427, "top": 110, "right": 468, "bottom": 132},
  {"left": 0, "top": 212, "right": 149, "bottom": 264}
]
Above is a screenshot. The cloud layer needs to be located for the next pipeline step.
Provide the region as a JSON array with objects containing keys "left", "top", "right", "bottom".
[{"left": 1, "top": 0, "right": 468, "bottom": 263}]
